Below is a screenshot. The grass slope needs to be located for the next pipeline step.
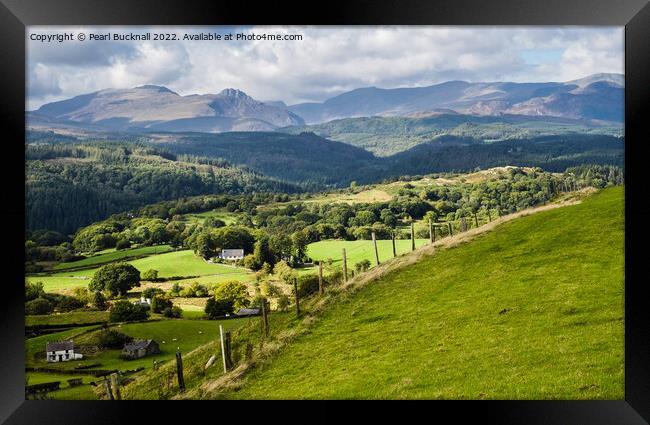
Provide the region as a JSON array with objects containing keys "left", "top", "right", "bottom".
[
  {"left": 307, "top": 239, "right": 429, "bottom": 268},
  {"left": 226, "top": 187, "right": 624, "bottom": 399},
  {"left": 53, "top": 245, "right": 173, "bottom": 271}
]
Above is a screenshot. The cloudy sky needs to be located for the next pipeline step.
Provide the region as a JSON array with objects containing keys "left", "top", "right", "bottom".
[{"left": 26, "top": 26, "right": 624, "bottom": 110}]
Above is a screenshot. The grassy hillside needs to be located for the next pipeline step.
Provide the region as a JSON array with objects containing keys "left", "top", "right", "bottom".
[{"left": 221, "top": 186, "right": 624, "bottom": 399}]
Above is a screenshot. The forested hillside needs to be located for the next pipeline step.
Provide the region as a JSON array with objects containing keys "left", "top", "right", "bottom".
[
  {"left": 281, "top": 114, "right": 622, "bottom": 156},
  {"left": 26, "top": 143, "right": 299, "bottom": 234}
]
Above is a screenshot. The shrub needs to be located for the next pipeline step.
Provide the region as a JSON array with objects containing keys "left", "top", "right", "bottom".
[
  {"left": 277, "top": 294, "right": 290, "bottom": 312},
  {"left": 205, "top": 297, "right": 234, "bottom": 319},
  {"left": 96, "top": 329, "right": 132, "bottom": 348},
  {"left": 72, "top": 287, "right": 90, "bottom": 305},
  {"left": 25, "top": 281, "right": 45, "bottom": 302},
  {"left": 294, "top": 274, "right": 319, "bottom": 299},
  {"left": 169, "top": 282, "right": 182, "bottom": 297},
  {"left": 354, "top": 259, "right": 371, "bottom": 273},
  {"left": 115, "top": 239, "right": 131, "bottom": 250},
  {"left": 26, "top": 297, "right": 53, "bottom": 315},
  {"left": 142, "top": 287, "right": 164, "bottom": 299},
  {"left": 56, "top": 296, "right": 86, "bottom": 312},
  {"left": 109, "top": 300, "right": 149, "bottom": 323},
  {"left": 151, "top": 294, "right": 173, "bottom": 314},
  {"left": 162, "top": 306, "right": 183, "bottom": 318},
  {"left": 179, "top": 282, "right": 208, "bottom": 298},
  {"left": 93, "top": 291, "right": 108, "bottom": 311},
  {"left": 213, "top": 280, "right": 250, "bottom": 311},
  {"left": 142, "top": 269, "right": 159, "bottom": 281}
]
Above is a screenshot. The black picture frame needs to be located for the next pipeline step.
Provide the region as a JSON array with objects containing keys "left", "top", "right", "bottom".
[{"left": 1, "top": 0, "right": 648, "bottom": 423}]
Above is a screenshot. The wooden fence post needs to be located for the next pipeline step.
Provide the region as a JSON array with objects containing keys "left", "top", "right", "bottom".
[
  {"left": 175, "top": 351, "right": 185, "bottom": 391},
  {"left": 261, "top": 298, "right": 270, "bottom": 337},
  {"left": 224, "top": 331, "right": 233, "bottom": 370},
  {"left": 473, "top": 212, "right": 479, "bottom": 228},
  {"left": 487, "top": 209, "right": 492, "bottom": 222},
  {"left": 391, "top": 231, "right": 396, "bottom": 257},
  {"left": 411, "top": 222, "right": 415, "bottom": 251},
  {"left": 342, "top": 248, "right": 348, "bottom": 282},
  {"left": 110, "top": 373, "right": 121, "bottom": 400},
  {"left": 293, "top": 278, "right": 300, "bottom": 317},
  {"left": 448, "top": 222, "right": 453, "bottom": 236},
  {"left": 371, "top": 232, "right": 380, "bottom": 266},
  {"left": 429, "top": 218, "right": 433, "bottom": 244},
  {"left": 104, "top": 379, "right": 114, "bottom": 400},
  {"left": 318, "top": 261, "right": 324, "bottom": 295},
  {"left": 219, "top": 325, "right": 228, "bottom": 373}
]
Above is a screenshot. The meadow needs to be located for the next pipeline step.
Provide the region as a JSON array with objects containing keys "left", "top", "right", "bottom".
[
  {"left": 27, "top": 250, "right": 255, "bottom": 293},
  {"left": 307, "top": 238, "right": 429, "bottom": 269},
  {"left": 53, "top": 245, "right": 174, "bottom": 271},
  {"left": 222, "top": 187, "right": 624, "bottom": 399}
]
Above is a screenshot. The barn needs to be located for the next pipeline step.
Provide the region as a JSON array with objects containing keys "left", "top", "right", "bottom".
[{"left": 121, "top": 339, "right": 161, "bottom": 360}]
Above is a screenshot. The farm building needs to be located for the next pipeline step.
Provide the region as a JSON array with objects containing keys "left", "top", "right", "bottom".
[
  {"left": 133, "top": 296, "right": 152, "bottom": 307},
  {"left": 122, "top": 339, "right": 161, "bottom": 360},
  {"left": 46, "top": 340, "right": 83, "bottom": 362},
  {"left": 219, "top": 248, "right": 244, "bottom": 261},
  {"left": 236, "top": 308, "right": 260, "bottom": 317}
]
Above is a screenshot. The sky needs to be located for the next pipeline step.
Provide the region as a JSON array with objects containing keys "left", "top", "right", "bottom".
[{"left": 26, "top": 26, "right": 624, "bottom": 110}]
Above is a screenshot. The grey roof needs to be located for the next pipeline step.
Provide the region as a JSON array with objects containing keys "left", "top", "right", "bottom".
[
  {"left": 236, "top": 308, "right": 260, "bottom": 316},
  {"left": 123, "top": 339, "right": 155, "bottom": 351},
  {"left": 46, "top": 340, "right": 74, "bottom": 352},
  {"left": 221, "top": 249, "right": 244, "bottom": 256}
]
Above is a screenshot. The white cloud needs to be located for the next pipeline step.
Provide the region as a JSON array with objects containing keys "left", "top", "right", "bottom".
[{"left": 26, "top": 26, "right": 624, "bottom": 109}]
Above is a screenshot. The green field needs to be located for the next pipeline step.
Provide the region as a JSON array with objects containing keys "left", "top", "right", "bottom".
[
  {"left": 307, "top": 239, "right": 429, "bottom": 269},
  {"left": 53, "top": 245, "right": 174, "bottom": 271},
  {"left": 223, "top": 187, "right": 624, "bottom": 399},
  {"left": 27, "top": 250, "right": 254, "bottom": 292},
  {"left": 26, "top": 310, "right": 110, "bottom": 327}
]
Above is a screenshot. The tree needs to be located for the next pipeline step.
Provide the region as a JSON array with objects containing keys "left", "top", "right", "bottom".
[
  {"left": 109, "top": 300, "right": 149, "bottom": 322},
  {"left": 205, "top": 297, "right": 234, "bottom": 319},
  {"left": 291, "top": 231, "right": 309, "bottom": 262},
  {"left": 151, "top": 294, "right": 173, "bottom": 314},
  {"left": 274, "top": 260, "right": 297, "bottom": 286},
  {"left": 89, "top": 262, "right": 141, "bottom": 297},
  {"left": 142, "top": 269, "right": 159, "bottom": 281},
  {"left": 213, "top": 280, "right": 250, "bottom": 311}
]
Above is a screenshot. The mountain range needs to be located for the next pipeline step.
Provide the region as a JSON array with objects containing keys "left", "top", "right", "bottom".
[{"left": 27, "top": 73, "right": 623, "bottom": 134}]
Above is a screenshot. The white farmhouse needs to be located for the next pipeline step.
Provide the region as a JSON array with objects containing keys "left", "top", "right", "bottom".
[
  {"left": 218, "top": 248, "right": 244, "bottom": 261},
  {"left": 46, "top": 340, "right": 83, "bottom": 362}
]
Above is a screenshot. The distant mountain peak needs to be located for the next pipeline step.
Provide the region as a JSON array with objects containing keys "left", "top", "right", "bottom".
[
  {"left": 133, "top": 85, "right": 178, "bottom": 95},
  {"left": 217, "top": 88, "right": 252, "bottom": 99}
]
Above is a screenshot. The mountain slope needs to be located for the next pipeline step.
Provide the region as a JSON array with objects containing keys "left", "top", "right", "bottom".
[
  {"left": 281, "top": 114, "right": 623, "bottom": 156},
  {"left": 288, "top": 73, "right": 623, "bottom": 124},
  {"left": 220, "top": 187, "right": 624, "bottom": 399},
  {"left": 31, "top": 86, "right": 304, "bottom": 132}
]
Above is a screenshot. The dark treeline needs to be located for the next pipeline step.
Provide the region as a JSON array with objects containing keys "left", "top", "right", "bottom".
[{"left": 26, "top": 143, "right": 301, "bottom": 234}]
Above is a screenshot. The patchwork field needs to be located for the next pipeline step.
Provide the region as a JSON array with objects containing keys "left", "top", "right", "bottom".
[
  {"left": 223, "top": 187, "right": 624, "bottom": 399},
  {"left": 27, "top": 250, "right": 255, "bottom": 293}
]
